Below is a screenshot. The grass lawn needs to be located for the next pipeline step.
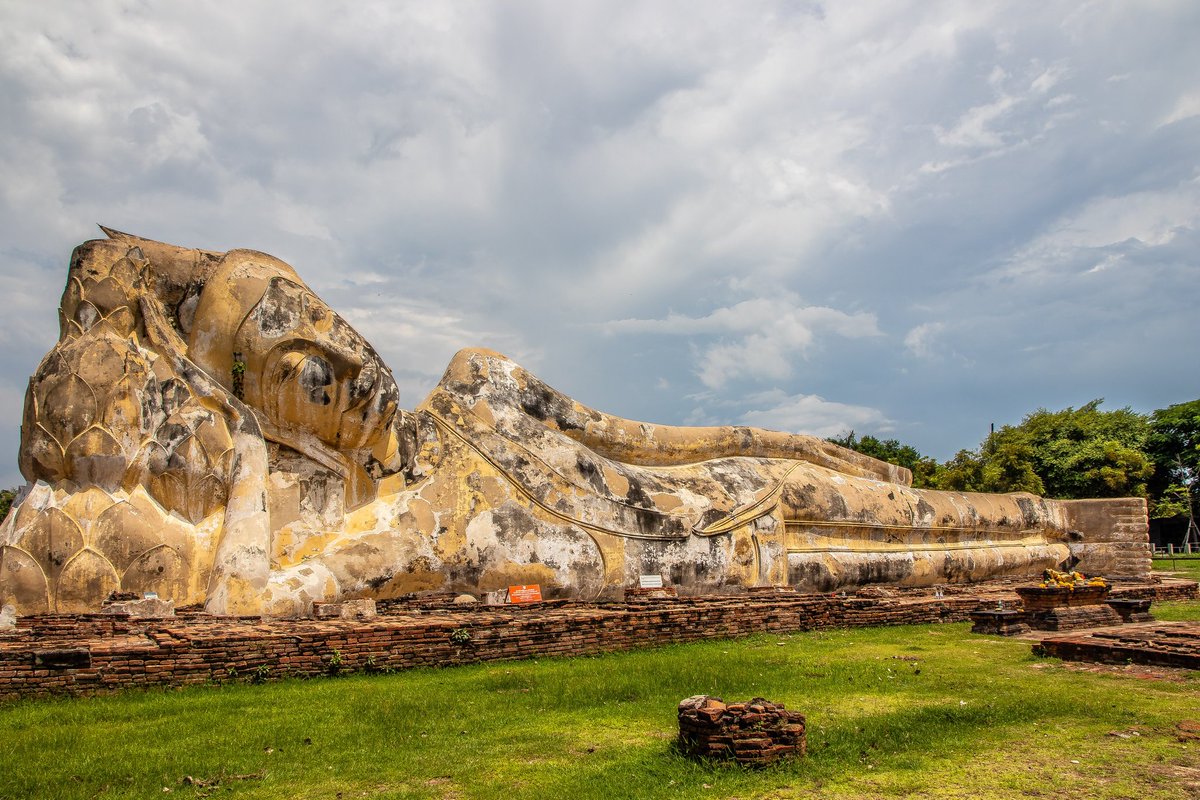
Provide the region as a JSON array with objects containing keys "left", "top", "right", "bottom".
[
  {"left": 1153, "top": 556, "right": 1200, "bottom": 583},
  {"left": 2, "top": 604, "right": 1200, "bottom": 800}
]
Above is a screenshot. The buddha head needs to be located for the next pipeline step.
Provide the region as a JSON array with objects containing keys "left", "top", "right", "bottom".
[{"left": 186, "top": 249, "right": 400, "bottom": 456}]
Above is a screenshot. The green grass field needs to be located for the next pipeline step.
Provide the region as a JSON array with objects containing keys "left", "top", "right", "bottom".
[
  {"left": 1153, "top": 556, "right": 1200, "bottom": 583},
  {"left": 2, "top": 602, "right": 1199, "bottom": 799}
]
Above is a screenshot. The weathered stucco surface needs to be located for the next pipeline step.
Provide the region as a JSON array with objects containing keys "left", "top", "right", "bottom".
[{"left": 0, "top": 230, "right": 1152, "bottom": 616}]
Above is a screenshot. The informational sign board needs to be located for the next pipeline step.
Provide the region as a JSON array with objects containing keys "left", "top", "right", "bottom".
[
  {"left": 638, "top": 574, "right": 664, "bottom": 589},
  {"left": 507, "top": 584, "right": 543, "bottom": 604}
]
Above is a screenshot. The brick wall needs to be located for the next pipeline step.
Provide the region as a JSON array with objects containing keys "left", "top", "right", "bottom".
[{"left": 0, "top": 580, "right": 1193, "bottom": 701}]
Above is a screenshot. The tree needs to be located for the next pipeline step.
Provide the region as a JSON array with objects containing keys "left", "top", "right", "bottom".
[
  {"left": 828, "top": 431, "right": 941, "bottom": 488},
  {"left": 915, "top": 400, "right": 1153, "bottom": 499},
  {"left": 1146, "top": 400, "right": 1200, "bottom": 497},
  {"left": 1145, "top": 399, "right": 1200, "bottom": 544},
  {"left": 933, "top": 449, "right": 985, "bottom": 492},
  {"left": 967, "top": 400, "right": 1153, "bottom": 499},
  {"left": 0, "top": 487, "right": 16, "bottom": 524}
]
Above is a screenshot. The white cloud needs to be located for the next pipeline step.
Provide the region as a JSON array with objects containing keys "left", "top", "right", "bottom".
[
  {"left": 936, "top": 94, "right": 1020, "bottom": 149},
  {"left": 991, "top": 176, "right": 1200, "bottom": 284},
  {"left": 904, "top": 322, "right": 945, "bottom": 359},
  {"left": 605, "top": 293, "right": 880, "bottom": 388},
  {"left": 1158, "top": 92, "right": 1200, "bottom": 128},
  {"left": 741, "top": 389, "right": 891, "bottom": 438}
]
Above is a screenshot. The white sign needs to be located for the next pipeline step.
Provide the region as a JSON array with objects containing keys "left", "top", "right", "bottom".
[{"left": 638, "top": 574, "right": 664, "bottom": 589}]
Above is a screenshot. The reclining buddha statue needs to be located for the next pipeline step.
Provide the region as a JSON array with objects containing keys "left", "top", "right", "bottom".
[{"left": 0, "top": 229, "right": 1150, "bottom": 616}]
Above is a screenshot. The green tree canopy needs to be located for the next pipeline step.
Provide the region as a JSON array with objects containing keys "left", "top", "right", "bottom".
[
  {"left": 830, "top": 399, "right": 1200, "bottom": 520},
  {"left": 1146, "top": 399, "right": 1200, "bottom": 520},
  {"left": 828, "top": 431, "right": 940, "bottom": 488},
  {"left": 0, "top": 488, "right": 16, "bottom": 523},
  {"left": 971, "top": 400, "right": 1152, "bottom": 498}
]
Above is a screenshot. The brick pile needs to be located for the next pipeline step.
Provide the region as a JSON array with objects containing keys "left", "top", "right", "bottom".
[
  {"left": 0, "top": 578, "right": 1193, "bottom": 701},
  {"left": 678, "top": 695, "right": 805, "bottom": 766}
]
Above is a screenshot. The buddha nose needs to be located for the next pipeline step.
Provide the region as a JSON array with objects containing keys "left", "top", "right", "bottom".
[{"left": 346, "top": 355, "right": 378, "bottom": 408}]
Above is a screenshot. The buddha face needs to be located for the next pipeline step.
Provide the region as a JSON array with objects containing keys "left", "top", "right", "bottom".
[
  {"left": 239, "top": 277, "right": 399, "bottom": 451},
  {"left": 188, "top": 252, "right": 399, "bottom": 454}
]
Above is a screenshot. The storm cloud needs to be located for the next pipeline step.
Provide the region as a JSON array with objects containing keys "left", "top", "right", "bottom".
[{"left": 1, "top": 1, "right": 1197, "bottom": 487}]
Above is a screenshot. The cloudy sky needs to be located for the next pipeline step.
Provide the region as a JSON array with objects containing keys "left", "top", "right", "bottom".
[{"left": 1, "top": 1, "right": 1198, "bottom": 488}]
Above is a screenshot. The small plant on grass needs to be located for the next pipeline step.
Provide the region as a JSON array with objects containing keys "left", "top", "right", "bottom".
[
  {"left": 250, "top": 664, "right": 271, "bottom": 684},
  {"left": 325, "top": 648, "right": 344, "bottom": 676}
]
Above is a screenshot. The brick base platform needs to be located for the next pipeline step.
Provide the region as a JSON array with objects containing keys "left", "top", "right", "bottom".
[
  {"left": 1029, "top": 604, "right": 1123, "bottom": 631},
  {"left": 1, "top": 578, "right": 1194, "bottom": 701},
  {"left": 1106, "top": 598, "right": 1154, "bottom": 623},
  {"left": 1034, "top": 622, "right": 1200, "bottom": 670},
  {"left": 970, "top": 610, "right": 1031, "bottom": 636}
]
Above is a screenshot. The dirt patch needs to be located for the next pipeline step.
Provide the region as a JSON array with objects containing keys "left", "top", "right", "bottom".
[
  {"left": 1034, "top": 659, "right": 1197, "bottom": 683},
  {"left": 1177, "top": 720, "right": 1200, "bottom": 741}
]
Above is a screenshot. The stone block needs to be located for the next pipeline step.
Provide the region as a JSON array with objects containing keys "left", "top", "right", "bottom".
[
  {"left": 100, "top": 598, "right": 176, "bottom": 618},
  {"left": 312, "top": 598, "right": 377, "bottom": 620}
]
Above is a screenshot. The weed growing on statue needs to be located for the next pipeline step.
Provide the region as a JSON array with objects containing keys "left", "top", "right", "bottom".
[{"left": 230, "top": 352, "right": 246, "bottom": 400}]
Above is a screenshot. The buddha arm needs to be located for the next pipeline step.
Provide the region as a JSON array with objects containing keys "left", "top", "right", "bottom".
[{"left": 435, "top": 348, "right": 912, "bottom": 486}]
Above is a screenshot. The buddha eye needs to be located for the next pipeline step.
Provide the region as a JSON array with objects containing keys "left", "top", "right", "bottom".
[
  {"left": 296, "top": 355, "right": 334, "bottom": 405},
  {"left": 277, "top": 350, "right": 333, "bottom": 406}
]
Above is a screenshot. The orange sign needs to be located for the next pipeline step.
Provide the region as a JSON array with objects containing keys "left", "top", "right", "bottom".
[{"left": 507, "top": 584, "right": 542, "bottom": 604}]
